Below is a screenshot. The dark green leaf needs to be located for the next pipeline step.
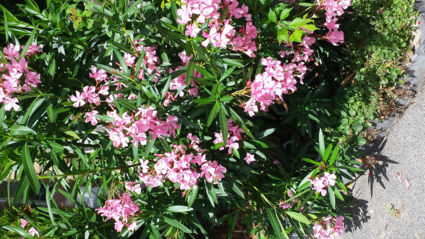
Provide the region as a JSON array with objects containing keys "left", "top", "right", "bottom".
[
  {"left": 22, "top": 143, "right": 40, "bottom": 194},
  {"left": 207, "top": 101, "right": 220, "bottom": 127}
]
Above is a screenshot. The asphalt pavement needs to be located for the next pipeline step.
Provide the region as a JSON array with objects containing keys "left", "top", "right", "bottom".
[{"left": 341, "top": 11, "right": 425, "bottom": 239}]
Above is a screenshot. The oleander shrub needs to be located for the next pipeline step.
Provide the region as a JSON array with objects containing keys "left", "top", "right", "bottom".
[{"left": 0, "top": 0, "right": 416, "bottom": 238}]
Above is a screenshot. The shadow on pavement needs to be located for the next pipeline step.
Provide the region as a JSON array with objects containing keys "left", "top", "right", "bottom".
[
  {"left": 360, "top": 137, "right": 398, "bottom": 197},
  {"left": 343, "top": 196, "right": 370, "bottom": 232}
]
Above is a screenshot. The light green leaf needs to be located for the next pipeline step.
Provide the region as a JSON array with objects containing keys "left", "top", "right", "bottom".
[
  {"left": 167, "top": 205, "right": 193, "bottom": 213},
  {"left": 268, "top": 9, "right": 277, "bottom": 23},
  {"left": 163, "top": 216, "right": 192, "bottom": 233},
  {"left": 285, "top": 211, "right": 311, "bottom": 224},
  {"left": 10, "top": 125, "right": 36, "bottom": 136},
  {"left": 328, "top": 186, "right": 335, "bottom": 209}
]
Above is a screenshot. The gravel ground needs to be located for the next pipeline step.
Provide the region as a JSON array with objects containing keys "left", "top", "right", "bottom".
[{"left": 341, "top": 12, "right": 425, "bottom": 239}]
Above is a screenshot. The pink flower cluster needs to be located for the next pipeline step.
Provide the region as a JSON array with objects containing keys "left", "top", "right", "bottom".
[
  {"left": 105, "top": 106, "right": 179, "bottom": 148},
  {"left": 213, "top": 119, "right": 244, "bottom": 154},
  {"left": 131, "top": 39, "right": 161, "bottom": 82},
  {"left": 244, "top": 35, "right": 318, "bottom": 116},
  {"left": 164, "top": 52, "right": 201, "bottom": 107},
  {"left": 0, "top": 43, "right": 42, "bottom": 111},
  {"left": 310, "top": 172, "right": 337, "bottom": 196},
  {"left": 177, "top": 0, "right": 257, "bottom": 57},
  {"left": 96, "top": 193, "right": 139, "bottom": 233},
  {"left": 138, "top": 136, "right": 226, "bottom": 190},
  {"left": 313, "top": 215, "right": 344, "bottom": 239},
  {"left": 317, "top": 0, "right": 351, "bottom": 46},
  {"left": 70, "top": 62, "right": 179, "bottom": 149},
  {"left": 20, "top": 218, "right": 39, "bottom": 237}
]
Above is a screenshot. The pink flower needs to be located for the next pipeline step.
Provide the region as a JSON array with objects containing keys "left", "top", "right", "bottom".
[
  {"left": 20, "top": 218, "right": 29, "bottom": 229},
  {"left": 70, "top": 91, "right": 85, "bottom": 108},
  {"left": 127, "top": 221, "right": 137, "bottom": 231},
  {"left": 312, "top": 215, "right": 344, "bottom": 239},
  {"left": 28, "top": 227, "right": 39, "bottom": 237},
  {"left": 3, "top": 44, "right": 20, "bottom": 60},
  {"left": 185, "top": 23, "right": 201, "bottom": 38},
  {"left": 273, "top": 160, "right": 280, "bottom": 165},
  {"left": 25, "top": 42, "right": 43, "bottom": 56},
  {"left": 114, "top": 220, "right": 125, "bottom": 232},
  {"left": 244, "top": 153, "right": 256, "bottom": 164},
  {"left": 96, "top": 193, "right": 140, "bottom": 233},
  {"left": 125, "top": 182, "right": 142, "bottom": 194},
  {"left": 326, "top": 30, "right": 344, "bottom": 46},
  {"left": 278, "top": 201, "right": 293, "bottom": 210},
  {"left": 4, "top": 97, "right": 20, "bottom": 111},
  {"left": 85, "top": 110, "right": 99, "bottom": 126},
  {"left": 123, "top": 53, "right": 136, "bottom": 67},
  {"left": 89, "top": 66, "right": 108, "bottom": 82},
  {"left": 323, "top": 172, "right": 336, "bottom": 187}
]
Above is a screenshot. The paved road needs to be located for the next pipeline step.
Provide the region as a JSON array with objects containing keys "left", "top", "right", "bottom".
[{"left": 342, "top": 13, "right": 425, "bottom": 239}]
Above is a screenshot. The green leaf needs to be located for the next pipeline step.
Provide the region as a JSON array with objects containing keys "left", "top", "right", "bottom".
[
  {"left": 64, "top": 130, "right": 80, "bottom": 140},
  {"left": 266, "top": 208, "right": 286, "bottom": 238},
  {"left": 219, "top": 105, "right": 228, "bottom": 145},
  {"left": 219, "top": 66, "right": 236, "bottom": 82},
  {"left": 46, "top": 103, "right": 56, "bottom": 123},
  {"left": 220, "top": 95, "right": 233, "bottom": 103},
  {"left": 207, "top": 101, "right": 220, "bottom": 127},
  {"left": 194, "top": 97, "right": 215, "bottom": 105},
  {"left": 163, "top": 216, "right": 192, "bottom": 233},
  {"left": 22, "top": 143, "right": 40, "bottom": 194},
  {"left": 337, "top": 181, "right": 347, "bottom": 193},
  {"left": 167, "top": 205, "right": 193, "bottom": 213},
  {"left": 222, "top": 58, "right": 244, "bottom": 67},
  {"left": 193, "top": 64, "right": 214, "bottom": 79},
  {"left": 3, "top": 9, "right": 9, "bottom": 43},
  {"left": 187, "top": 186, "right": 198, "bottom": 207},
  {"left": 277, "top": 27, "right": 289, "bottom": 43},
  {"left": 298, "top": 171, "right": 314, "bottom": 190},
  {"left": 232, "top": 182, "right": 245, "bottom": 199},
  {"left": 20, "top": 98, "right": 45, "bottom": 125},
  {"left": 268, "top": 9, "right": 277, "bottom": 23},
  {"left": 289, "top": 29, "right": 304, "bottom": 43},
  {"left": 333, "top": 187, "right": 344, "bottom": 201},
  {"left": 323, "top": 144, "right": 333, "bottom": 162},
  {"left": 205, "top": 183, "right": 217, "bottom": 207},
  {"left": 329, "top": 145, "right": 339, "bottom": 166},
  {"left": 280, "top": 8, "right": 292, "bottom": 20},
  {"left": 0, "top": 160, "right": 13, "bottom": 181},
  {"left": 10, "top": 125, "right": 36, "bottom": 136},
  {"left": 2, "top": 226, "right": 31, "bottom": 237},
  {"left": 45, "top": 186, "right": 56, "bottom": 224},
  {"left": 113, "top": 49, "right": 129, "bottom": 74},
  {"left": 302, "top": 158, "right": 321, "bottom": 166},
  {"left": 328, "top": 186, "right": 335, "bottom": 209},
  {"left": 285, "top": 211, "right": 311, "bottom": 224},
  {"left": 318, "top": 129, "right": 325, "bottom": 158}
]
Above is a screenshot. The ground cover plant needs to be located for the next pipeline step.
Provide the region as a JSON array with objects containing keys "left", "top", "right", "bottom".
[{"left": 0, "top": 0, "right": 417, "bottom": 238}]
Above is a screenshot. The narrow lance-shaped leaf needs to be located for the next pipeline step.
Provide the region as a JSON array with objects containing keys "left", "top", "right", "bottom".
[
  {"left": 219, "top": 105, "right": 228, "bottom": 145},
  {"left": 207, "top": 101, "right": 220, "bottom": 127},
  {"left": 22, "top": 143, "right": 40, "bottom": 194}
]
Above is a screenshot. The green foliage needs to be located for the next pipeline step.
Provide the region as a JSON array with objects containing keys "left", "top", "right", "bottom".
[{"left": 0, "top": 0, "right": 417, "bottom": 238}]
